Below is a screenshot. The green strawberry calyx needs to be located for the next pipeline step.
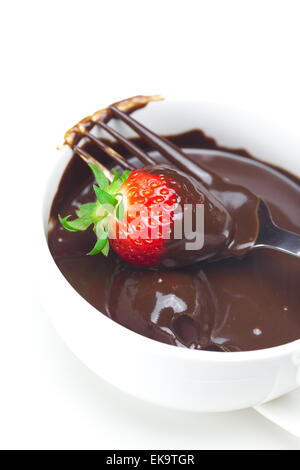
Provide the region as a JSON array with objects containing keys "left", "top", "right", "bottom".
[{"left": 58, "top": 163, "right": 131, "bottom": 256}]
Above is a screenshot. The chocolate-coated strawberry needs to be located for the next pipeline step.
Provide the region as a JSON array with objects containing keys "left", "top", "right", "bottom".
[{"left": 59, "top": 163, "right": 233, "bottom": 268}]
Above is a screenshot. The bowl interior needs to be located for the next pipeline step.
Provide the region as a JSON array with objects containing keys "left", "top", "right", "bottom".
[{"left": 42, "top": 100, "right": 300, "bottom": 362}]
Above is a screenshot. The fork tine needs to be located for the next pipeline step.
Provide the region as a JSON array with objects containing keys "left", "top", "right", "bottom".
[
  {"left": 96, "top": 120, "right": 155, "bottom": 166},
  {"left": 109, "top": 105, "right": 203, "bottom": 179},
  {"left": 65, "top": 95, "right": 164, "bottom": 147},
  {"left": 73, "top": 145, "right": 114, "bottom": 182},
  {"left": 64, "top": 95, "right": 168, "bottom": 184},
  {"left": 78, "top": 127, "right": 135, "bottom": 171}
]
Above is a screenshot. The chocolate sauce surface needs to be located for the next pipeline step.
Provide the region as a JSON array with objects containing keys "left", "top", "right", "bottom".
[{"left": 48, "top": 130, "right": 300, "bottom": 351}]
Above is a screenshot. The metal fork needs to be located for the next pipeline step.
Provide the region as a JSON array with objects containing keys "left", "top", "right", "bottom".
[
  {"left": 254, "top": 199, "right": 300, "bottom": 257},
  {"left": 65, "top": 96, "right": 300, "bottom": 259}
]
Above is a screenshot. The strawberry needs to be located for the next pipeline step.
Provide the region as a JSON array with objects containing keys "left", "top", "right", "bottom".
[
  {"left": 109, "top": 168, "right": 180, "bottom": 267},
  {"left": 59, "top": 163, "right": 233, "bottom": 268}
]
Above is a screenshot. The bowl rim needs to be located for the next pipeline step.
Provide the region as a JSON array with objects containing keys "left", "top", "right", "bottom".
[{"left": 41, "top": 99, "right": 300, "bottom": 364}]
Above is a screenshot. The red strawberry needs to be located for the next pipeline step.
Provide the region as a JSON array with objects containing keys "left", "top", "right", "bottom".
[
  {"left": 109, "top": 169, "right": 178, "bottom": 267},
  {"left": 59, "top": 163, "right": 234, "bottom": 268}
]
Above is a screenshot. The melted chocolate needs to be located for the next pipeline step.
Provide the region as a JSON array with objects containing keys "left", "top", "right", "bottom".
[{"left": 48, "top": 130, "right": 300, "bottom": 351}]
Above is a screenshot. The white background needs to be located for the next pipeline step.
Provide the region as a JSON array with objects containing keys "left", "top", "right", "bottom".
[{"left": 1, "top": 0, "right": 300, "bottom": 449}]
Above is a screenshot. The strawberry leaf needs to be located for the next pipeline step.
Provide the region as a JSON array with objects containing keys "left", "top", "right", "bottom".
[
  {"left": 112, "top": 169, "right": 119, "bottom": 183},
  {"left": 59, "top": 215, "right": 79, "bottom": 232},
  {"left": 88, "top": 235, "right": 108, "bottom": 255},
  {"left": 88, "top": 220, "right": 109, "bottom": 255},
  {"left": 121, "top": 170, "right": 131, "bottom": 182},
  {"left": 95, "top": 218, "right": 108, "bottom": 238},
  {"left": 116, "top": 198, "right": 125, "bottom": 221},
  {"left": 59, "top": 164, "right": 131, "bottom": 258},
  {"left": 101, "top": 239, "right": 110, "bottom": 256},
  {"left": 58, "top": 214, "right": 93, "bottom": 232},
  {"left": 107, "top": 178, "right": 123, "bottom": 195},
  {"left": 75, "top": 202, "right": 97, "bottom": 219},
  {"left": 93, "top": 185, "right": 118, "bottom": 210},
  {"left": 88, "top": 163, "right": 109, "bottom": 190}
]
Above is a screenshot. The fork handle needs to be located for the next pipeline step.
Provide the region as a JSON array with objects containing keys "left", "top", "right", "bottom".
[{"left": 256, "top": 225, "right": 300, "bottom": 257}]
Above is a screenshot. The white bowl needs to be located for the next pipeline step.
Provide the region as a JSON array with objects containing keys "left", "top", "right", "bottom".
[{"left": 39, "top": 100, "right": 300, "bottom": 412}]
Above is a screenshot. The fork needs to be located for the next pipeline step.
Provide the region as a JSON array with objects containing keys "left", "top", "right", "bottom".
[
  {"left": 64, "top": 95, "right": 300, "bottom": 259},
  {"left": 254, "top": 199, "right": 300, "bottom": 257}
]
